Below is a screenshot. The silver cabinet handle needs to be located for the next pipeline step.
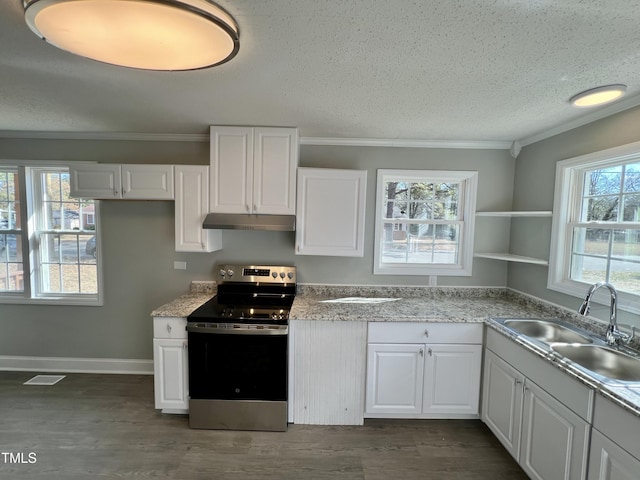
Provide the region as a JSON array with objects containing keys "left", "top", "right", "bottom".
[
  {"left": 167, "top": 324, "right": 172, "bottom": 333},
  {"left": 427, "top": 348, "right": 433, "bottom": 356},
  {"left": 419, "top": 348, "right": 424, "bottom": 357},
  {"left": 424, "top": 329, "right": 429, "bottom": 337}
]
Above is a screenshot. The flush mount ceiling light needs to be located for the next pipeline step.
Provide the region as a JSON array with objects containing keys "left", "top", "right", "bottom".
[
  {"left": 23, "top": 0, "right": 239, "bottom": 71},
  {"left": 569, "top": 84, "right": 627, "bottom": 108}
]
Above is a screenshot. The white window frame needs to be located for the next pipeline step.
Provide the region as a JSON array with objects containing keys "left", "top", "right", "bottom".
[
  {"left": 548, "top": 141, "right": 640, "bottom": 314},
  {"left": 0, "top": 162, "right": 103, "bottom": 306},
  {"left": 374, "top": 169, "right": 478, "bottom": 276}
]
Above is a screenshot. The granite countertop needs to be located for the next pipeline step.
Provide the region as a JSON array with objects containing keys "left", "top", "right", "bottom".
[
  {"left": 290, "top": 285, "right": 574, "bottom": 323},
  {"left": 150, "top": 281, "right": 216, "bottom": 317}
]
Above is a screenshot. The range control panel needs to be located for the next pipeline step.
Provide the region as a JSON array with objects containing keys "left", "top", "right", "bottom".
[{"left": 216, "top": 265, "right": 296, "bottom": 284}]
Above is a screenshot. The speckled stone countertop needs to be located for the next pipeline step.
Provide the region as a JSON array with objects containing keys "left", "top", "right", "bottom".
[
  {"left": 290, "top": 285, "right": 572, "bottom": 323},
  {"left": 150, "top": 281, "right": 216, "bottom": 317}
]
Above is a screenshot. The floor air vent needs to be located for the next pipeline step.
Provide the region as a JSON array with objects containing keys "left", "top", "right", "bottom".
[{"left": 23, "top": 375, "right": 66, "bottom": 386}]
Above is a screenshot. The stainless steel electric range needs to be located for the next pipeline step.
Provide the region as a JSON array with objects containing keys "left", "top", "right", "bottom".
[{"left": 186, "top": 264, "right": 296, "bottom": 432}]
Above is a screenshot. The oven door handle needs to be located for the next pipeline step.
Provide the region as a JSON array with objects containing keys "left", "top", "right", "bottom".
[{"left": 186, "top": 324, "right": 288, "bottom": 335}]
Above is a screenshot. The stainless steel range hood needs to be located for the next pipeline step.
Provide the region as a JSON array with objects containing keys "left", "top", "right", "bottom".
[{"left": 203, "top": 213, "right": 296, "bottom": 231}]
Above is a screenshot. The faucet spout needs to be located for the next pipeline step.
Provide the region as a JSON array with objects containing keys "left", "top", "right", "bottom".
[{"left": 578, "top": 282, "right": 626, "bottom": 346}]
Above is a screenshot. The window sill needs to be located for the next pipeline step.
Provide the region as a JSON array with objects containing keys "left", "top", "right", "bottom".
[{"left": 0, "top": 295, "right": 103, "bottom": 307}]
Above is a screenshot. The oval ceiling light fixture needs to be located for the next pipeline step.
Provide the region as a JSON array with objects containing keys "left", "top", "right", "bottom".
[
  {"left": 23, "top": 0, "right": 239, "bottom": 71},
  {"left": 569, "top": 84, "right": 627, "bottom": 108}
]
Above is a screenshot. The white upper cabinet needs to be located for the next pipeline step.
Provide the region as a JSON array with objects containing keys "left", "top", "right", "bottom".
[
  {"left": 70, "top": 164, "right": 174, "bottom": 200},
  {"left": 296, "top": 168, "right": 367, "bottom": 257},
  {"left": 209, "top": 126, "right": 298, "bottom": 215},
  {"left": 174, "top": 165, "right": 222, "bottom": 253}
]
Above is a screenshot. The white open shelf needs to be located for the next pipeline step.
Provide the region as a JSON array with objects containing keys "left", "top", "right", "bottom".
[
  {"left": 474, "top": 211, "right": 552, "bottom": 265},
  {"left": 473, "top": 253, "right": 549, "bottom": 266}
]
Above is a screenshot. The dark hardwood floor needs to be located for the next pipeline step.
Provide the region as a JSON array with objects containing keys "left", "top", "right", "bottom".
[{"left": 0, "top": 372, "right": 527, "bottom": 479}]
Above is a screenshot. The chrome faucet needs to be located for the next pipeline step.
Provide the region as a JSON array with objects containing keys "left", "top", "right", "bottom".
[{"left": 578, "top": 282, "right": 634, "bottom": 346}]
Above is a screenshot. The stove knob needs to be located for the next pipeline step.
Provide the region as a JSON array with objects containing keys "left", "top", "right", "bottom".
[
  {"left": 227, "top": 269, "right": 234, "bottom": 278},
  {"left": 219, "top": 269, "right": 226, "bottom": 278},
  {"left": 271, "top": 313, "right": 278, "bottom": 320},
  {"left": 272, "top": 272, "right": 278, "bottom": 279},
  {"left": 279, "top": 272, "right": 285, "bottom": 279},
  {"left": 287, "top": 272, "right": 294, "bottom": 280}
]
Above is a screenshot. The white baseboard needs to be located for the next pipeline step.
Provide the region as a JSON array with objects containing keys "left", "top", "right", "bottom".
[{"left": 0, "top": 355, "right": 153, "bottom": 375}]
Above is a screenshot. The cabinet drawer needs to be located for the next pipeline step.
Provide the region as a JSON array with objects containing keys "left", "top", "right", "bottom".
[
  {"left": 153, "top": 317, "right": 187, "bottom": 339},
  {"left": 368, "top": 322, "right": 482, "bottom": 344}
]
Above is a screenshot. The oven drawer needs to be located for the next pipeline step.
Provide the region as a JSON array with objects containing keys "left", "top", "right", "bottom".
[{"left": 153, "top": 317, "right": 188, "bottom": 339}]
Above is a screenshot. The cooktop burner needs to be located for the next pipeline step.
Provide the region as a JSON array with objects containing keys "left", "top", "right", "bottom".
[{"left": 187, "top": 264, "right": 296, "bottom": 325}]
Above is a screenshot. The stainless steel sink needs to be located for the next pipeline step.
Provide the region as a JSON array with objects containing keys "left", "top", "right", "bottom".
[
  {"left": 502, "top": 319, "right": 593, "bottom": 344},
  {"left": 551, "top": 344, "right": 640, "bottom": 382}
]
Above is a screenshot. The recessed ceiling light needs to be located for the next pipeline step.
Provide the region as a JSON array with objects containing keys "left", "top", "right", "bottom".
[
  {"left": 23, "top": 0, "right": 240, "bottom": 71},
  {"left": 569, "top": 84, "right": 627, "bottom": 108}
]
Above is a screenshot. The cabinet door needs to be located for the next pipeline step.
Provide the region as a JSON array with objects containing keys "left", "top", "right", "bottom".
[
  {"left": 69, "top": 164, "right": 121, "bottom": 199},
  {"left": 520, "top": 380, "right": 589, "bottom": 480},
  {"left": 423, "top": 344, "right": 481, "bottom": 416},
  {"left": 209, "top": 126, "right": 254, "bottom": 213},
  {"left": 253, "top": 127, "right": 298, "bottom": 215},
  {"left": 122, "top": 164, "right": 174, "bottom": 199},
  {"left": 296, "top": 168, "right": 367, "bottom": 256},
  {"left": 174, "top": 165, "right": 222, "bottom": 252},
  {"left": 588, "top": 429, "right": 640, "bottom": 480},
  {"left": 482, "top": 349, "right": 524, "bottom": 460},
  {"left": 153, "top": 338, "right": 189, "bottom": 413},
  {"left": 365, "top": 343, "right": 424, "bottom": 415}
]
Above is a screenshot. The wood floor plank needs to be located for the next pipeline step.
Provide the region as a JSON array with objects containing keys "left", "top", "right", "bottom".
[{"left": 0, "top": 372, "right": 527, "bottom": 479}]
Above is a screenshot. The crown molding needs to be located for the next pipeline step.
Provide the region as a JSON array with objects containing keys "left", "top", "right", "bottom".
[
  {"left": 0, "top": 130, "right": 512, "bottom": 150},
  {"left": 518, "top": 93, "right": 640, "bottom": 147},
  {"left": 0, "top": 131, "right": 209, "bottom": 142},
  {"left": 299, "top": 136, "right": 512, "bottom": 150}
]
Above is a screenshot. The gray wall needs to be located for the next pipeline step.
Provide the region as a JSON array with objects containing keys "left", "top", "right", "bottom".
[
  {"left": 0, "top": 139, "right": 514, "bottom": 360},
  {"left": 509, "top": 105, "right": 640, "bottom": 328}
]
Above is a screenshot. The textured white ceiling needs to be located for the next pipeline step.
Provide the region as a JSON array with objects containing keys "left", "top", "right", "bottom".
[{"left": 2, "top": 0, "right": 640, "bottom": 145}]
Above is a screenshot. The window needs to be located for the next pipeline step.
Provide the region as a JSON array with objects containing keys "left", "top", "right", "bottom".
[
  {"left": 549, "top": 142, "right": 640, "bottom": 313},
  {"left": 374, "top": 169, "right": 478, "bottom": 276},
  {"left": 0, "top": 164, "right": 101, "bottom": 305}
]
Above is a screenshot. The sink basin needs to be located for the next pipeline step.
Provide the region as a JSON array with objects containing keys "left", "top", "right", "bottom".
[
  {"left": 551, "top": 344, "right": 640, "bottom": 382},
  {"left": 502, "top": 319, "right": 593, "bottom": 344}
]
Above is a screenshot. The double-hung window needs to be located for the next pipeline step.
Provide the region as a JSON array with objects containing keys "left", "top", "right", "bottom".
[
  {"left": 374, "top": 169, "right": 478, "bottom": 276},
  {"left": 549, "top": 142, "right": 640, "bottom": 313},
  {"left": 0, "top": 164, "right": 101, "bottom": 305}
]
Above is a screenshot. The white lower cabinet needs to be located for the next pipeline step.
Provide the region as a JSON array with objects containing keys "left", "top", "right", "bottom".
[
  {"left": 152, "top": 317, "right": 188, "bottom": 414},
  {"left": 519, "top": 379, "right": 590, "bottom": 480},
  {"left": 588, "top": 396, "right": 640, "bottom": 480},
  {"left": 588, "top": 429, "right": 640, "bottom": 480},
  {"left": 365, "top": 322, "right": 482, "bottom": 418},
  {"left": 483, "top": 329, "right": 593, "bottom": 480},
  {"left": 482, "top": 349, "right": 524, "bottom": 458}
]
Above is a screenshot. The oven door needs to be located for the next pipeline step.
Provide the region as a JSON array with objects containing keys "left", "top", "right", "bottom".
[{"left": 186, "top": 323, "right": 288, "bottom": 402}]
